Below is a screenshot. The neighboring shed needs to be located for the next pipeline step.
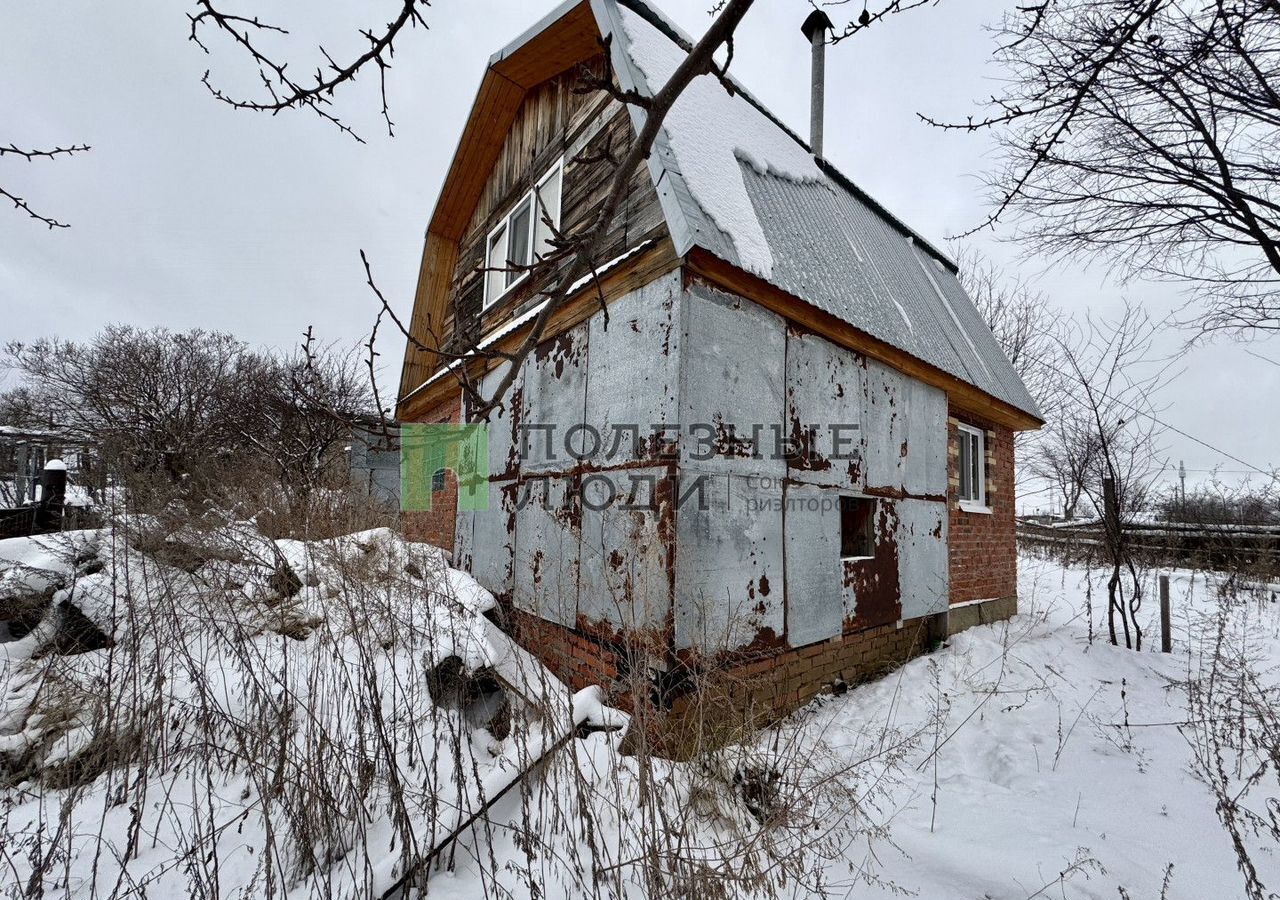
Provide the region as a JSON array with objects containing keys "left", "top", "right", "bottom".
[{"left": 396, "top": 0, "right": 1043, "bottom": 725}]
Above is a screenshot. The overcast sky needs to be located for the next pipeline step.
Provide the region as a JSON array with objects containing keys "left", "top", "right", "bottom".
[{"left": 2, "top": 0, "right": 1277, "bottom": 505}]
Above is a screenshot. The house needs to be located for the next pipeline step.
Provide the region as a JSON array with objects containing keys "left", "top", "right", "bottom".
[{"left": 396, "top": 0, "right": 1043, "bottom": 720}]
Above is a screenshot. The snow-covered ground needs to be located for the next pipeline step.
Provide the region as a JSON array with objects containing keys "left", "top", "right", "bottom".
[
  {"left": 798, "top": 554, "right": 1280, "bottom": 898},
  {"left": 2, "top": 526, "right": 1276, "bottom": 899}
]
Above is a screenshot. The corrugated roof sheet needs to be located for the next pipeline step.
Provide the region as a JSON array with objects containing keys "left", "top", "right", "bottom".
[{"left": 742, "top": 166, "right": 1040, "bottom": 416}]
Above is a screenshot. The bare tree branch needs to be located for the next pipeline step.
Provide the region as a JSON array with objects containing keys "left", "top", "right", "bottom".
[
  {"left": 189, "top": 0, "right": 431, "bottom": 139},
  {"left": 930, "top": 0, "right": 1280, "bottom": 336},
  {"left": 0, "top": 141, "right": 91, "bottom": 228}
]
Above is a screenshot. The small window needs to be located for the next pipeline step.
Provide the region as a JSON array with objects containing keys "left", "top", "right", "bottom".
[
  {"left": 484, "top": 224, "right": 508, "bottom": 309},
  {"left": 957, "top": 423, "right": 986, "bottom": 508},
  {"left": 840, "top": 496, "right": 876, "bottom": 560},
  {"left": 533, "top": 164, "right": 562, "bottom": 259},
  {"left": 431, "top": 468, "right": 447, "bottom": 494},
  {"left": 483, "top": 158, "right": 564, "bottom": 309},
  {"left": 506, "top": 197, "right": 532, "bottom": 287}
]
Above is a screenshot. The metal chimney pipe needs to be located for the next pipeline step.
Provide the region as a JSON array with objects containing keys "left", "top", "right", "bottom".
[{"left": 800, "top": 10, "right": 833, "bottom": 157}]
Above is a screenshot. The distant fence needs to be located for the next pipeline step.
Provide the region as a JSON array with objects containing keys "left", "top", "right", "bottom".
[{"left": 1018, "top": 519, "right": 1280, "bottom": 576}]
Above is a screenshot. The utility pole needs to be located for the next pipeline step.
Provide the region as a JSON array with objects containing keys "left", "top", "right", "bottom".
[{"left": 1179, "top": 460, "right": 1186, "bottom": 518}]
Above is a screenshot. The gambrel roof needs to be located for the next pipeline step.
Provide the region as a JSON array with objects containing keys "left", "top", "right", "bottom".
[{"left": 406, "top": 0, "right": 1042, "bottom": 426}]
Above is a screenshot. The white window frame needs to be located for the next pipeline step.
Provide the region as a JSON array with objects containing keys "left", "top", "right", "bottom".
[
  {"left": 483, "top": 157, "right": 564, "bottom": 310},
  {"left": 957, "top": 423, "right": 990, "bottom": 513}
]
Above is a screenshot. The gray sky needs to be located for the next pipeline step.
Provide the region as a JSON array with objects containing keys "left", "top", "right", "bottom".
[{"left": 2, "top": 0, "right": 1277, "bottom": 504}]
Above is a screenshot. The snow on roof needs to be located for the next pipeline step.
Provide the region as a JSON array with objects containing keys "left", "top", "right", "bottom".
[{"left": 617, "top": 6, "right": 825, "bottom": 278}]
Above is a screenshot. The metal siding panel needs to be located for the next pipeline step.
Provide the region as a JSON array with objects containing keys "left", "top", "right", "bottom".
[
  {"left": 512, "top": 476, "right": 579, "bottom": 626},
  {"left": 675, "top": 472, "right": 784, "bottom": 652},
  {"left": 679, "top": 285, "right": 786, "bottom": 479},
  {"left": 862, "top": 359, "right": 907, "bottom": 492},
  {"left": 896, "top": 498, "right": 949, "bottom": 619},
  {"left": 519, "top": 323, "right": 589, "bottom": 473},
  {"left": 783, "top": 482, "right": 844, "bottom": 646},
  {"left": 785, "top": 328, "right": 865, "bottom": 490},
  {"left": 584, "top": 271, "right": 682, "bottom": 463},
  {"left": 469, "top": 479, "right": 516, "bottom": 597},
  {"left": 905, "top": 378, "right": 948, "bottom": 497},
  {"left": 578, "top": 467, "right": 671, "bottom": 631}
]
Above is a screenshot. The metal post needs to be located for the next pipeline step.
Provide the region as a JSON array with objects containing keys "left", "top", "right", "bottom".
[{"left": 1159, "top": 574, "right": 1171, "bottom": 653}]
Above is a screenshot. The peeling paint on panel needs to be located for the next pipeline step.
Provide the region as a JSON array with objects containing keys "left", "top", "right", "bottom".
[
  {"left": 584, "top": 271, "right": 683, "bottom": 465},
  {"left": 578, "top": 466, "right": 672, "bottom": 632},
  {"left": 521, "top": 324, "right": 589, "bottom": 472},
  {"left": 470, "top": 479, "right": 517, "bottom": 599},
  {"left": 674, "top": 472, "right": 784, "bottom": 653},
  {"left": 513, "top": 476, "right": 579, "bottom": 626},
  {"left": 784, "top": 327, "right": 864, "bottom": 489},
  {"left": 679, "top": 284, "right": 786, "bottom": 479},
  {"left": 862, "top": 360, "right": 907, "bottom": 492}
]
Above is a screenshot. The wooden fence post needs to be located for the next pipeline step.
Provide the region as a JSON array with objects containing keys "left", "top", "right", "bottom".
[{"left": 1159, "top": 574, "right": 1171, "bottom": 653}]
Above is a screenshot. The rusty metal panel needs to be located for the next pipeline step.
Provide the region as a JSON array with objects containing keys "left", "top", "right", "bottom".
[
  {"left": 577, "top": 467, "right": 671, "bottom": 632},
  {"left": 674, "top": 472, "right": 784, "bottom": 652},
  {"left": 477, "top": 361, "right": 522, "bottom": 479},
  {"left": 841, "top": 499, "right": 902, "bottom": 628},
  {"left": 512, "top": 476, "right": 579, "bottom": 626},
  {"left": 782, "top": 482, "right": 844, "bottom": 646},
  {"left": 862, "top": 359, "right": 907, "bottom": 492},
  {"left": 904, "top": 379, "right": 948, "bottom": 497},
  {"left": 679, "top": 284, "right": 786, "bottom": 479},
  {"left": 784, "top": 328, "right": 865, "bottom": 490},
  {"left": 520, "top": 324, "right": 589, "bottom": 473},
  {"left": 469, "top": 479, "right": 517, "bottom": 599},
  {"left": 584, "top": 271, "right": 683, "bottom": 464},
  {"left": 896, "top": 498, "right": 949, "bottom": 619}
]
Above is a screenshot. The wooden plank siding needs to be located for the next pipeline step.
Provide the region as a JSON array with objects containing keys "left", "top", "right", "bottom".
[
  {"left": 398, "top": 237, "right": 681, "bottom": 422},
  {"left": 400, "top": 50, "right": 672, "bottom": 412}
]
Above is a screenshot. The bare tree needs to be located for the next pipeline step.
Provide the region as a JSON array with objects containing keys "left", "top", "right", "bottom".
[
  {"left": 1028, "top": 408, "right": 1108, "bottom": 520},
  {"left": 4, "top": 325, "right": 374, "bottom": 509},
  {"left": 1053, "top": 302, "right": 1168, "bottom": 647},
  {"left": 5, "top": 326, "right": 264, "bottom": 486},
  {"left": 930, "top": 0, "right": 1280, "bottom": 337},
  {"left": 189, "top": 0, "right": 431, "bottom": 140},
  {"left": 240, "top": 329, "right": 377, "bottom": 502}
]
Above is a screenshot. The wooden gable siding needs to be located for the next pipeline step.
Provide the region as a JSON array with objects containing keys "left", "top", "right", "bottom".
[{"left": 443, "top": 55, "right": 669, "bottom": 353}]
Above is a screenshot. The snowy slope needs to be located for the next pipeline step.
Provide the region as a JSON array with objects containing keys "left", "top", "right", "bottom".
[{"left": 3, "top": 529, "right": 1275, "bottom": 898}]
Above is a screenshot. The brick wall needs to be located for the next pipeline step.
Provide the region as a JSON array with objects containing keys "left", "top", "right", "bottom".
[
  {"left": 509, "top": 602, "right": 933, "bottom": 749},
  {"left": 947, "top": 409, "right": 1018, "bottom": 605},
  {"left": 400, "top": 392, "right": 463, "bottom": 555}
]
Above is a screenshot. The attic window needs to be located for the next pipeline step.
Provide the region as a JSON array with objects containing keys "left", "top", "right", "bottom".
[
  {"left": 484, "top": 158, "right": 564, "bottom": 310},
  {"left": 840, "top": 496, "right": 876, "bottom": 560}
]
